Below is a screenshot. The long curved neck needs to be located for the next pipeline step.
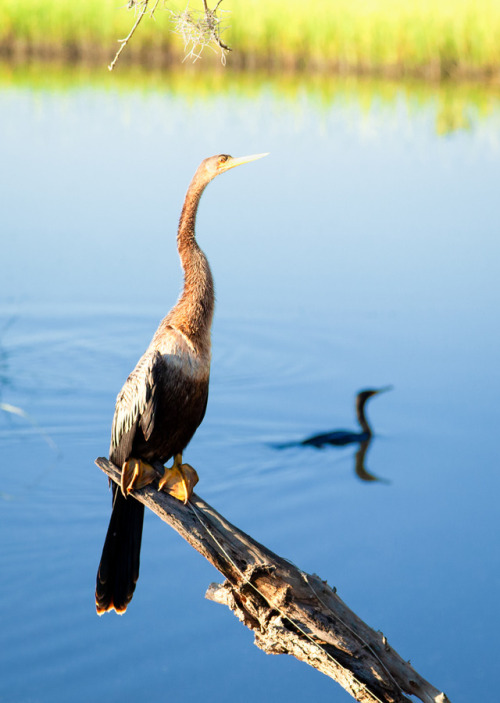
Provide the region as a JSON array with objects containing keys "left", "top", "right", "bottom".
[
  {"left": 356, "top": 397, "right": 372, "bottom": 436},
  {"left": 167, "top": 179, "right": 215, "bottom": 351}
]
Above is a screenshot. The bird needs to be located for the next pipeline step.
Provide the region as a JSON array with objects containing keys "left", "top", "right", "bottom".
[
  {"left": 95, "top": 152, "right": 267, "bottom": 615},
  {"left": 300, "top": 387, "right": 392, "bottom": 448}
]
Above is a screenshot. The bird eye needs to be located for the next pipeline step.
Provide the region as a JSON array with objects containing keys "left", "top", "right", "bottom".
[{"left": 218, "top": 155, "right": 228, "bottom": 165}]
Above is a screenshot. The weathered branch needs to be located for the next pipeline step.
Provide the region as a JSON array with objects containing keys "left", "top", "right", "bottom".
[{"left": 96, "top": 457, "right": 450, "bottom": 703}]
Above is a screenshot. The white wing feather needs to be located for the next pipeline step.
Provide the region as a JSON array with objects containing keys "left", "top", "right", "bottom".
[{"left": 110, "top": 349, "right": 160, "bottom": 451}]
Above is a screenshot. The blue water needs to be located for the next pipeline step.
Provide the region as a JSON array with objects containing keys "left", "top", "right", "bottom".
[{"left": 1, "top": 71, "right": 499, "bottom": 703}]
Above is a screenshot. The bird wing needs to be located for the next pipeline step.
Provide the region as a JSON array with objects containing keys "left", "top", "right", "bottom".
[{"left": 110, "top": 349, "right": 163, "bottom": 464}]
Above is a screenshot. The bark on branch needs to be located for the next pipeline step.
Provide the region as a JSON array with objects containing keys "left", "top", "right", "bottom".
[{"left": 96, "top": 457, "right": 450, "bottom": 703}]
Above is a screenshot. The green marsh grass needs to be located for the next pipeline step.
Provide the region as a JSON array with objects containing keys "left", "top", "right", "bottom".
[{"left": 1, "top": 0, "right": 500, "bottom": 76}]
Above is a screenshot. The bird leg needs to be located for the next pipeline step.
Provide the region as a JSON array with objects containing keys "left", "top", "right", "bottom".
[
  {"left": 120, "top": 457, "right": 158, "bottom": 497},
  {"left": 158, "top": 453, "right": 199, "bottom": 504}
]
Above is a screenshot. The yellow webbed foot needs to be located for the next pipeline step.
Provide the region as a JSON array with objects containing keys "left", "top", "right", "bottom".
[
  {"left": 158, "top": 453, "right": 199, "bottom": 504},
  {"left": 121, "top": 458, "right": 157, "bottom": 497}
]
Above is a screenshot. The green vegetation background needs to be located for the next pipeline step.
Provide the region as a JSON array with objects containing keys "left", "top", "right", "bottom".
[{"left": 1, "top": 0, "right": 500, "bottom": 75}]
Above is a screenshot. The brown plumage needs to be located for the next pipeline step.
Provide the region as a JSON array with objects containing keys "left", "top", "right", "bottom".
[{"left": 95, "top": 153, "right": 267, "bottom": 615}]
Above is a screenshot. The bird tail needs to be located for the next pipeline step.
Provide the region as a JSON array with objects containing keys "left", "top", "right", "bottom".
[{"left": 95, "top": 483, "right": 144, "bottom": 615}]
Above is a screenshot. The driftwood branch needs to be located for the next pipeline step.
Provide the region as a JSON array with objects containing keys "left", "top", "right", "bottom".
[{"left": 96, "top": 457, "right": 450, "bottom": 703}]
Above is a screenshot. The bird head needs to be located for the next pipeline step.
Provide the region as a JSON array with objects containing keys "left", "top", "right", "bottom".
[
  {"left": 358, "top": 386, "right": 392, "bottom": 402},
  {"left": 356, "top": 386, "right": 393, "bottom": 405},
  {"left": 197, "top": 153, "right": 268, "bottom": 185}
]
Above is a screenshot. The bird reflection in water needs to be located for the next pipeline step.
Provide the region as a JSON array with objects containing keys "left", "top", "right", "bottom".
[{"left": 277, "top": 387, "right": 392, "bottom": 483}]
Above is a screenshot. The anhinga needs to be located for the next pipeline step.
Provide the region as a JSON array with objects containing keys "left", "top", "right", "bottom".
[
  {"left": 301, "top": 387, "right": 392, "bottom": 448},
  {"left": 95, "top": 152, "right": 267, "bottom": 615}
]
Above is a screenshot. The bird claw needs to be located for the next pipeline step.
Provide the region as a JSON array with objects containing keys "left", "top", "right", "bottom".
[
  {"left": 158, "top": 456, "right": 198, "bottom": 504},
  {"left": 120, "top": 458, "right": 157, "bottom": 497}
]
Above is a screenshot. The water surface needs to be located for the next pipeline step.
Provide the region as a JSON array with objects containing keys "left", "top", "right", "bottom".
[{"left": 1, "top": 64, "right": 499, "bottom": 703}]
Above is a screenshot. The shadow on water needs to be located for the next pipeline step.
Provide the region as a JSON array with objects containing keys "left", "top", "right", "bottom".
[{"left": 273, "top": 387, "right": 392, "bottom": 484}]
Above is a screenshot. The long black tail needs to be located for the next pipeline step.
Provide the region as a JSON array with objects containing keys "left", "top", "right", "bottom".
[{"left": 95, "top": 483, "right": 144, "bottom": 615}]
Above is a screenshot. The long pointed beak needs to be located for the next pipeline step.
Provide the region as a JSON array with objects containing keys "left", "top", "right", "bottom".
[
  {"left": 223, "top": 152, "right": 269, "bottom": 171},
  {"left": 375, "top": 385, "right": 393, "bottom": 395}
]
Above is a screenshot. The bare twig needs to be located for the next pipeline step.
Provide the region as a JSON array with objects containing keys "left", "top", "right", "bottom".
[
  {"left": 149, "top": 0, "right": 161, "bottom": 17},
  {"left": 96, "top": 456, "right": 450, "bottom": 703},
  {"left": 109, "top": 0, "right": 231, "bottom": 70},
  {"left": 170, "top": 0, "right": 231, "bottom": 64},
  {"left": 109, "top": 0, "right": 150, "bottom": 71}
]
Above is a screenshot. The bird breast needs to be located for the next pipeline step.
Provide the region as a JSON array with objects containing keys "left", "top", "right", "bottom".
[{"left": 156, "top": 325, "right": 211, "bottom": 381}]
